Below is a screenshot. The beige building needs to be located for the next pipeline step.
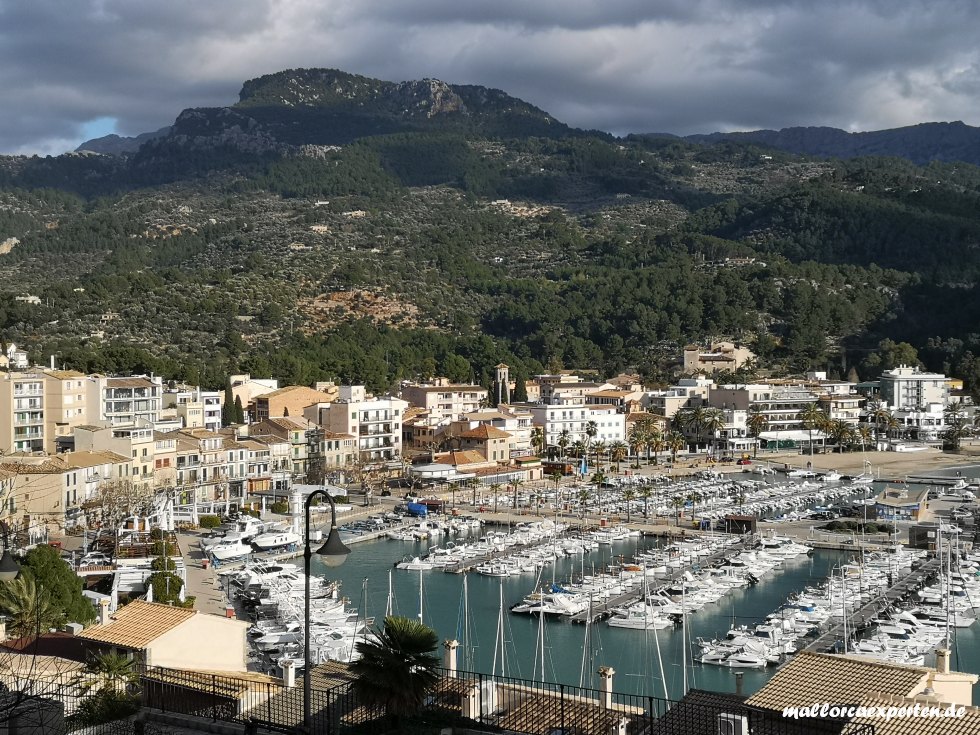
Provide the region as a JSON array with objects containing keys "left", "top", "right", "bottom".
[
  {"left": 682, "top": 341, "right": 754, "bottom": 374},
  {"left": 401, "top": 379, "right": 488, "bottom": 422},
  {"left": 252, "top": 385, "right": 336, "bottom": 422},
  {"left": 0, "top": 371, "right": 47, "bottom": 454},
  {"left": 78, "top": 600, "right": 249, "bottom": 672},
  {"left": 73, "top": 423, "right": 156, "bottom": 484},
  {"left": 313, "top": 386, "right": 408, "bottom": 464},
  {"left": 43, "top": 370, "right": 89, "bottom": 451},
  {"left": 457, "top": 424, "right": 514, "bottom": 463},
  {"left": 0, "top": 450, "right": 129, "bottom": 539}
]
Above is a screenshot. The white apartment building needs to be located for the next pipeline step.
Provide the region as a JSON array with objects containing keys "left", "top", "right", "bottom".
[
  {"left": 400, "top": 379, "right": 488, "bottom": 422},
  {"left": 456, "top": 406, "right": 535, "bottom": 456},
  {"left": 163, "top": 385, "right": 224, "bottom": 432},
  {"left": 314, "top": 385, "right": 407, "bottom": 464},
  {"left": 87, "top": 375, "right": 163, "bottom": 426},
  {"left": 524, "top": 403, "right": 626, "bottom": 450},
  {"left": 880, "top": 365, "right": 949, "bottom": 410}
]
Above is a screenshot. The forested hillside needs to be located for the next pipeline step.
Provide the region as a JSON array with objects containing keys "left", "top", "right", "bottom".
[{"left": 2, "top": 69, "right": 980, "bottom": 395}]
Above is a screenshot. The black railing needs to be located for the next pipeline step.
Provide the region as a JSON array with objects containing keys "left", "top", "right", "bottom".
[{"left": 136, "top": 664, "right": 875, "bottom": 735}]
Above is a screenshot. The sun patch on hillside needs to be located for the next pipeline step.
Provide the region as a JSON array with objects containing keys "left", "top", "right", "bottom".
[{"left": 298, "top": 289, "right": 420, "bottom": 331}]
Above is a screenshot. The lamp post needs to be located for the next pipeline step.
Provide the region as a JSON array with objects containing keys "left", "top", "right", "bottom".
[
  {"left": 0, "top": 521, "right": 20, "bottom": 582},
  {"left": 303, "top": 489, "right": 351, "bottom": 732}
]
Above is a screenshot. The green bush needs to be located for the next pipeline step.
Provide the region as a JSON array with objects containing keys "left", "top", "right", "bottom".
[
  {"left": 270, "top": 502, "right": 289, "bottom": 514},
  {"left": 199, "top": 515, "right": 222, "bottom": 529}
]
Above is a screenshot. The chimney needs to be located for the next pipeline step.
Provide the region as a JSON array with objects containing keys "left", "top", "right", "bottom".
[
  {"left": 444, "top": 639, "right": 459, "bottom": 678},
  {"left": 64, "top": 622, "right": 83, "bottom": 636},
  {"left": 98, "top": 598, "right": 111, "bottom": 626},
  {"left": 598, "top": 666, "right": 615, "bottom": 709},
  {"left": 50, "top": 355, "right": 55, "bottom": 370},
  {"left": 281, "top": 659, "right": 296, "bottom": 688},
  {"left": 936, "top": 649, "right": 951, "bottom": 675}
]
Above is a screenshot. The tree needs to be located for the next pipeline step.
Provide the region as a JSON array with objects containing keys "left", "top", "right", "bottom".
[
  {"left": 489, "top": 483, "right": 502, "bottom": 514},
  {"left": 71, "top": 652, "right": 140, "bottom": 728},
  {"left": 666, "top": 431, "right": 686, "bottom": 463},
  {"left": 702, "top": 409, "right": 726, "bottom": 456},
  {"left": 557, "top": 429, "right": 571, "bottom": 459},
  {"left": 584, "top": 420, "right": 598, "bottom": 457},
  {"left": 530, "top": 427, "right": 545, "bottom": 457},
  {"left": 626, "top": 423, "right": 647, "bottom": 468},
  {"left": 828, "top": 419, "right": 855, "bottom": 452},
  {"left": 351, "top": 616, "right": 440, "bottom": 731},
  {"left": 222, "top": 385, "right": 235, "bottom": 426},
  {"left": 638, "top": 486, "right": 653, "bottom": 519},
  {"left": 746, "top": 406, "right": 769, "bottom": 458},
  {"left": 233, "top": 395, "right": 245, "bottom": 424},
  {"left": 0, "top": 575, "right": 57, "bottom": 638},
  {"left": 147, "top": 553, "right": 188, "bottom": 607},
  {"left": 621, "top": 488, "right": 636, "bottom": 522},
  {"left": 592, "top": 440, "right": 607, "bottom": 471},
  {"left": 797, "top": 402, "right": 827, "bottom": 456},
  {"left": 672, "top": 496, "right": 685, "bottom": 526},
  {"left": 21, "top": 544, "right": 95, "bottom": 626},
  {"left": 511, "top": 478, "right": 525, "bottom": 514},
  {"left": 609, "top": 441, "right": 627, "bottom": 473},
  {"left": 93, "top": 479, "right": 155, "bottom": 531}
]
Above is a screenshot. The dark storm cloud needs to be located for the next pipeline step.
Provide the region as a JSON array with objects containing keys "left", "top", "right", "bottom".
[{"left": 2, "top": 0, "right": 979, "bottom": 154}]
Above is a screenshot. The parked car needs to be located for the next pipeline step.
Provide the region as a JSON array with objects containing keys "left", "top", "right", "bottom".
[
  {"left": 79, "top": 552, "right": 111, "bottom": 566},
  {"left": 736, "top": 458, "right": 752, "bottom": 466},
  {"left": 720, "top": 456, "right": 735, "bottom": 463}
]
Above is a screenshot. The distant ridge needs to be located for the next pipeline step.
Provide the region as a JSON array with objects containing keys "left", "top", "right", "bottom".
[
  {"left": 678, "top": 121, "right": 980, "bottom": 166},
  {"left": 75, "top": 126, "right": 171, "bottom": 155}
]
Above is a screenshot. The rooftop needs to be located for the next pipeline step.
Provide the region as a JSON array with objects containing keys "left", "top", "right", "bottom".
[
  {"left": 459, "top": 424, "right": 512, "bottom": 440},
  {"left": 746, "top": 652, "right": 930, "bottom": 712},
  {"left": 77, "top": 600, "right": 197, "bottom": 649}
]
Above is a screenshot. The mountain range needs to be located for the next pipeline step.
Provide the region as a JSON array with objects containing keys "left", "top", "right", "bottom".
[
  {"left": 0, "top": 66, "right": 977, "bottom": 397},
  {"left": 76, "top": 68, "right": 980, "bottom": 168}
]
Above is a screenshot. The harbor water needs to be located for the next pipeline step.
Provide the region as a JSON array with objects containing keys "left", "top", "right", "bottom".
[{"left": 311, "top": 468, "right": 980, "bottom": 700}]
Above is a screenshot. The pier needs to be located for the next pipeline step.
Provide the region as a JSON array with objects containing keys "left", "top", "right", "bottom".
[
  {"left": 567, "top": 538, "right": 752, "bottom": 624},
  {"left": 802, "top": 556, "right": 941, "bottom": 653}
]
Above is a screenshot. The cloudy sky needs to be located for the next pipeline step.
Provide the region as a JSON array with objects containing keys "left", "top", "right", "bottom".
[{"left": 3, "top": 0, "right": 979, "bottom": 155}]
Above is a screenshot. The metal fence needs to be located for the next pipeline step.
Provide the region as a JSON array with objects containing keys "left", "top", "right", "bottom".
[{"left": 137, "top": 664, "right": 876, "bottom": 735}]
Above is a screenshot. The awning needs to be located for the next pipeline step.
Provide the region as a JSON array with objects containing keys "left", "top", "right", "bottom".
[{"left": 758, "top": 430, "right": 828, "bottom": 442}]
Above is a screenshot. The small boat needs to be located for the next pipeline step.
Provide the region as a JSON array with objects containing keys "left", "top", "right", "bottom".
[
  {"left": 251, "top": 531, "right": 301, "bottom": 551},
  {"left": 210, "top": 540, "right": 253, "bottom": 561}
]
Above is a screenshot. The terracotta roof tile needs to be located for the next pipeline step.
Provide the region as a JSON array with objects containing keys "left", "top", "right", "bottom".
[
  {"left": 459, "top": 424, "right": 511, "bottom": 440},
  {"left": 853, "top": 695, "right": 980, "bottom": 735},
  {"left": 77, "top": 600, "right": 197, "bottom": 649},
  {"left": 746, "top": 652, "right": 930, "bottom": 712}
]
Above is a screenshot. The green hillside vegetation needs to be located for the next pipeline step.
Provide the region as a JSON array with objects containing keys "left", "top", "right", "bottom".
[{"left": 2, "top": 70, "right": 980, "bottom": 396}]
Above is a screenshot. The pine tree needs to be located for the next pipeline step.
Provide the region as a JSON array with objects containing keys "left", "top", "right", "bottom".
[
  {"left": 233, "top": 395, "right": 245, "bottom": 424},
  {"left": 222, "top": 385, "right": 235, "bottom": 426}
]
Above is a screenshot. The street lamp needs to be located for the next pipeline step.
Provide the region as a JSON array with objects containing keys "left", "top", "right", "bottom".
[
  {"left": 303, "top": 489, "right": 351, "bottom": 732},
  {"left": 0, "top": 521, "right": 20, "bottom": 582}
]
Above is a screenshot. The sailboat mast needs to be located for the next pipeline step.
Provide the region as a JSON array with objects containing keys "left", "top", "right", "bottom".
[
  {"left": 492, "top": 579, "right": 505, "bottom": 677},
  {"left": 386, "top": 569, "right": 394, "bottom": 618},
  {"left": 681, "top": 583, "right": 688, "bottom": 696},
  {"left": 418, "top": 567, "right": 424, "bottom": 624}
]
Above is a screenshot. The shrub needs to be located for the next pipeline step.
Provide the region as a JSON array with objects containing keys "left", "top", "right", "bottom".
[
  {"left": 270, "top": 502, "right": 289, "bottom": 514},
  {"left": 199, "top": 515, "right": 222, "bottom": 529}
]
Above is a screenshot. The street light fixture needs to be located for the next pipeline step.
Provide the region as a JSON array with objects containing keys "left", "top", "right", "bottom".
[
  {"left": 303, "top": 489, "right": 351, "bottom": 732},
  {"left": 0, "top": 521, "right": 20, "bottom": 582}
]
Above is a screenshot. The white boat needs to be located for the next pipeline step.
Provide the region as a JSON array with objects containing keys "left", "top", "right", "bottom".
[
  {"left": 819, "top": 470, "right": 842, "bottom": 483},
  {"left": 251, "top": 531, "right": 301, "bottom": 551},
  {"left": 210, "top": 540, "right": 253, "bottom": 561},
  {"left": 850, "top": 473, "right": 875, "bottom": 486}
]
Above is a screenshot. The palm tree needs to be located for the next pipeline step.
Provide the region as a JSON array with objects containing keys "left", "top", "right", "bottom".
[
  {"left": 584, "top": 420, "right": 598, "bottom": 457},
  {"left": 674, "top": 405, "right": 708, "bottom": 449},
  {"left": 490, "top": 483, "right": 502, "bottom": 514},
  {"left": 73, "top": 652, "right": 140, "bottom": 726},
  {"left": 746, "top": 406, "right": 769, "bottom": 458},
  {"left": 622, "top": 488, "right": 636, "bottom": 522},
  {"left": 77, "top": 652, "right": 137, "bottom": 695},
  {"left": 0, "top": 575, "right": 56, "bottom": 639},
  {"left": 702, "top": 408, "right": 726, "bottom": 457},
  {"left": 570, "top": 440, "right": 587, "bottom": 459},
  {"left": 627, "top": 423, "right": 647, "bottom": 468},
  {"left": 590, "top": 470, "right": 608, "bottom": 515},
  {"left": 557, "top": 429, "right": 571, "bottom": 459},
  {"left": 351, "top": 616, "right": 440, "bottom": 730},
  {"left": 867, "top": 400, "right": 891, "bottom": 441},
  {"left": 797, "top": 402, "right": 827, "bottom": 456},
  {"left": 666, "top": 432, "right": 686, "bottom": 464},
  {"left": 511, "top": 478, "right": 525, "bottom": 514},
  {"left": 592, "top": 440, "right": 607, "bottom": 471},
  {"left": 577, "top": 487, "right": 591, "bottom": 519},
  {"left": 942, "top": 404, "right": 970, "bottom": 450},
  {"left": 530, "top": 427, "right": 545, "bottom": 457},
  {"left": 671, "top": 496, "right": 686, "bottom": 526},
  {"left": 638, "top": 486, "right": 653, "bottom": 519},
  {"left": 648, "top": 428, "right": 666, "bottom": 466},
  {"left": 857, "top": 425, "right": 873, "bottom": 454},
  {"left": 828, "top": 420, "right": 855, "bottom": 452},
  {"left": 609, "top": 441, "right": 628, "bottom": 473}
]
